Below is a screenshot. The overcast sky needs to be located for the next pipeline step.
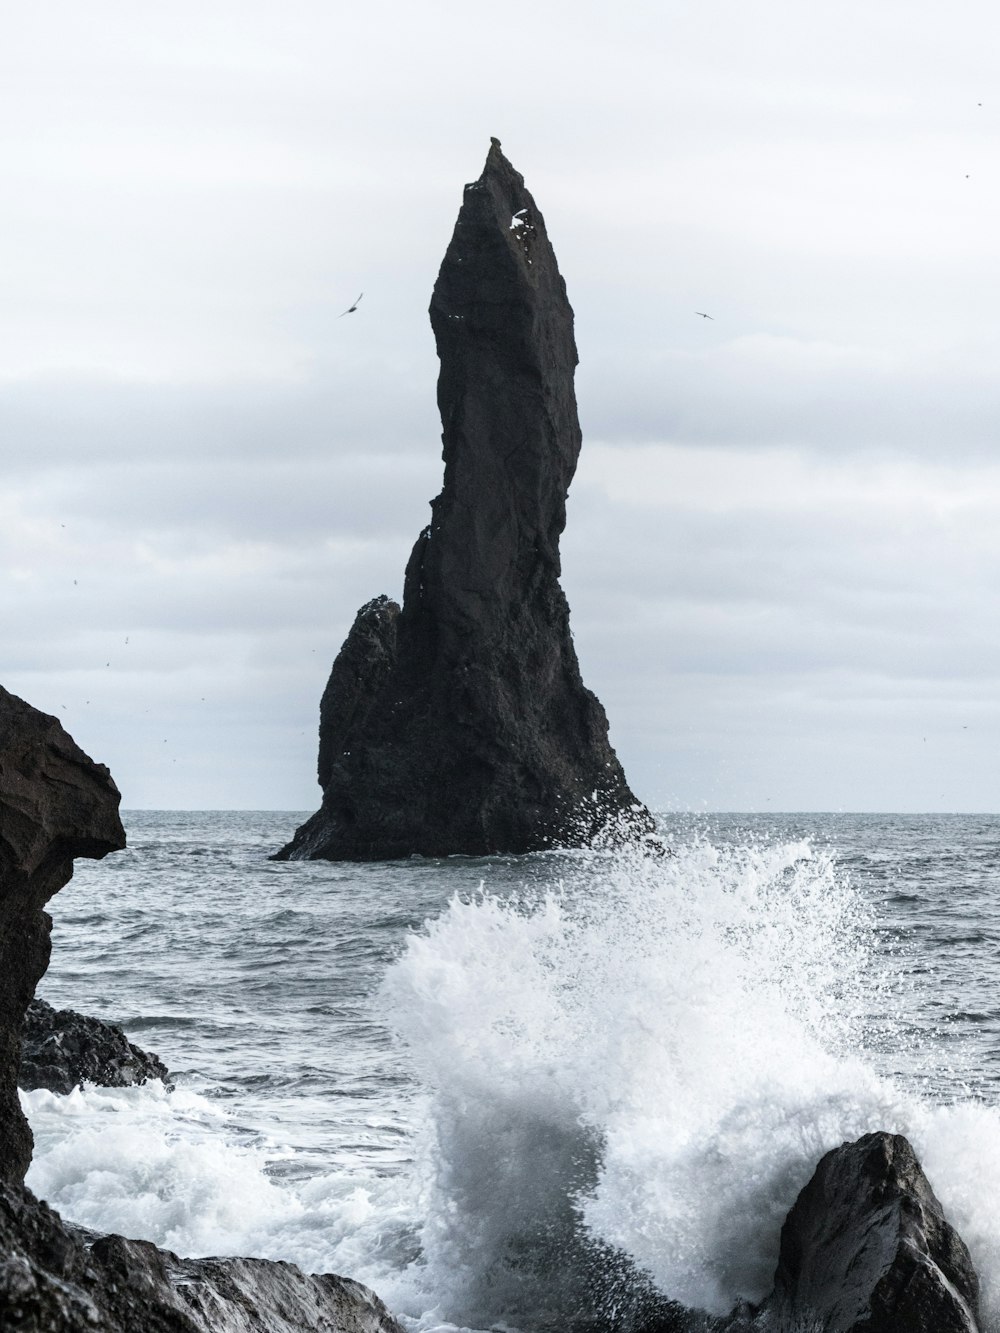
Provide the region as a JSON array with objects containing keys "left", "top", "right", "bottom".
[{"left": 4, "top": 0, "right": 1000, "bottom": 813}]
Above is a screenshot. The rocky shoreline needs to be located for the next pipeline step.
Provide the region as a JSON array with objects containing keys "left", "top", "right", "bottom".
[
  {"left": 0, "top": 686, "right": 404, "bottom": 1333},
  {"left": 0, "top": 685, "right": 985, "bottom": 1331},
  {"left": 0, "top": 1180, "right": 404, "bottom": 1333}
]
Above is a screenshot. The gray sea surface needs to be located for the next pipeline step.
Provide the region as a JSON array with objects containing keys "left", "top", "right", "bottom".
[{"left": 24, "top": 811, "right": 1000, "bottom": 1330}]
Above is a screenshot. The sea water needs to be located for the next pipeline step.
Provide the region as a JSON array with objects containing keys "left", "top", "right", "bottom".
[{"left": 21, "top": 811, "right": 1000, "bottom": 1329}]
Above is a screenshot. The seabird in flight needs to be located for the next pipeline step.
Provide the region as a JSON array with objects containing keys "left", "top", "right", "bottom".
[
  {"left": 339, "top": 293, "right": 364, "bottom": 317},
  {"left": 695, "top": 311, "right": 714, "bottom": 319}
]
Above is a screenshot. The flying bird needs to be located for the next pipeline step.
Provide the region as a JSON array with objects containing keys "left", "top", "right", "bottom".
[
  {"left": 339, "top": 293, "right": 364, "bottom": 317},
  {"left": 695, "top": 311, "right": 714, "bottom": 319}
]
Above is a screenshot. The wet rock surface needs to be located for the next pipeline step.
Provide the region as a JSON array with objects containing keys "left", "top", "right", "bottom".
[
  {"left": 18, "top": 997, "right": 171, "bottom": 1095},
  {"left": 278, "top": 143, "right": 655, "bottom": 861},
  {"left": 0, "top": 1180, "right": 406, "bottom": 1333},
  {"left": 752, "top": 1131, "right": 980, "bottom": 1332},
  {"left": 0, "top": 686, "right": 126, "bottom": 1186},
  {"left": 627, "top": 1133, "right": 982, "bottom": 1333}
]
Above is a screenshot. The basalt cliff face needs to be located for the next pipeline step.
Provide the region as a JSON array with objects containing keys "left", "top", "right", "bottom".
[
  {"left": 278, "top": 143, "right": 654, "bottom": 861},
  {"left": 0, "top": 686, "right": 125, "bottom": 1185}
]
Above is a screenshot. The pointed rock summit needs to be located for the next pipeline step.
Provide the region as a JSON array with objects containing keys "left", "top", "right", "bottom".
[{"left": 277, "top": 144, "right": 654, "bottom": 861}]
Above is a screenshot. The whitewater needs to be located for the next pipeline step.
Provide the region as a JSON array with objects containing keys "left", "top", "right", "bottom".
[{"left": 21, "top": 811, "right": 1000, "bottom": 1330}]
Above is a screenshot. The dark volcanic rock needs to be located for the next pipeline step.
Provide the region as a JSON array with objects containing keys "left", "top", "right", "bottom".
[
  {"left": 0, "top": 687, "right": 125, "bottom": 1185},
  {"left": 757, "top": 1131, "right": 980, "bottom": 1332},
  {"left": 0, "top": 1179, "right": 406, "bottom": 1333},
  {"left": 19, "top": 997, "right": 170, "bottom": 1095},
  {"left": 278, "top": 143, "right": 655, "bottom": 861}
]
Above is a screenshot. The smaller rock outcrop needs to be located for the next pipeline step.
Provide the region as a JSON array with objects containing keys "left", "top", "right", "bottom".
[
  {"left": 0, "top": 687, "right": 126, "bottom": 1185},
  {"left": 0, "top": 1180, "right": 406, "bottom": 1333},
  {"left": 317, "top": 596, "right": 401, "bottom": 795},
  {"left": 758, "top": 1131, "right": 980, "bottom": 1332},
  {"left": 18, "top": 998, "right": 171, "bottom": 1095}
]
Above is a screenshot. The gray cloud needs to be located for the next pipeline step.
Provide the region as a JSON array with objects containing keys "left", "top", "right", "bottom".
[{"left": 5, "top": 0, "right": 1000, "bottom": 810}]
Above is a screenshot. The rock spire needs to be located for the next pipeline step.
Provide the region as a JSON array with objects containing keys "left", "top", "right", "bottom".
[{"left": 277, "top": 143, "right": 654, "bottom": 861}]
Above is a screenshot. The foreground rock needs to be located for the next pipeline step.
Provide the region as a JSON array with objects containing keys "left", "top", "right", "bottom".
[
  {"left": 0, "top": 1180, "right": 405, "bottom": 1333},
  {"left": 0, "top": 687, "right": 126, "bottom": 1185},
  {"left": 625, "top": 1132, "right": 982, "bottom": 1333},
  {"left": 18, "top": 997, "right": 171, "bottom": 1094},
  {"left": 277, "top": 142, "right": 655, "bottom": 861},
  {"left": 753, "top": 1131, "right": 980, "bottom": 1332}
]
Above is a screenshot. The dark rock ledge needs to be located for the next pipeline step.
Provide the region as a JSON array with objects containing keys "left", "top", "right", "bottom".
[
  {"left": 0, "top": 1181, "right": 404, "bottom": 1333},
  {"left": 277, "top": 142, "right": 657, "bottom": 861},
  {"left": 19, "top": 997, "right": 171, "bottom": 1095}
]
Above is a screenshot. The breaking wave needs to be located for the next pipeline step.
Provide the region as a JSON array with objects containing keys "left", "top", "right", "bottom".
[{"left": 379, "top": 837, "right": 1000, "bottom": 1328}]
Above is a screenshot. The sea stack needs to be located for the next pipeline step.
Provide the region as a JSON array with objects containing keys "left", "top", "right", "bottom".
[{"left": 277, "top": 143, "right": 654, "bottom": 861}]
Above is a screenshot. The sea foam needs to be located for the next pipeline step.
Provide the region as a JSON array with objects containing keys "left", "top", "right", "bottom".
[{"left": 23, "top": 1077, "right": 420, "bottom": 1282}]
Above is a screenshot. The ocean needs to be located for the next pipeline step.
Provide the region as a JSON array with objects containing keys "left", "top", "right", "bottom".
[{"left": 21, "top": 811, "right": 1000, "bottom": 1330}]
